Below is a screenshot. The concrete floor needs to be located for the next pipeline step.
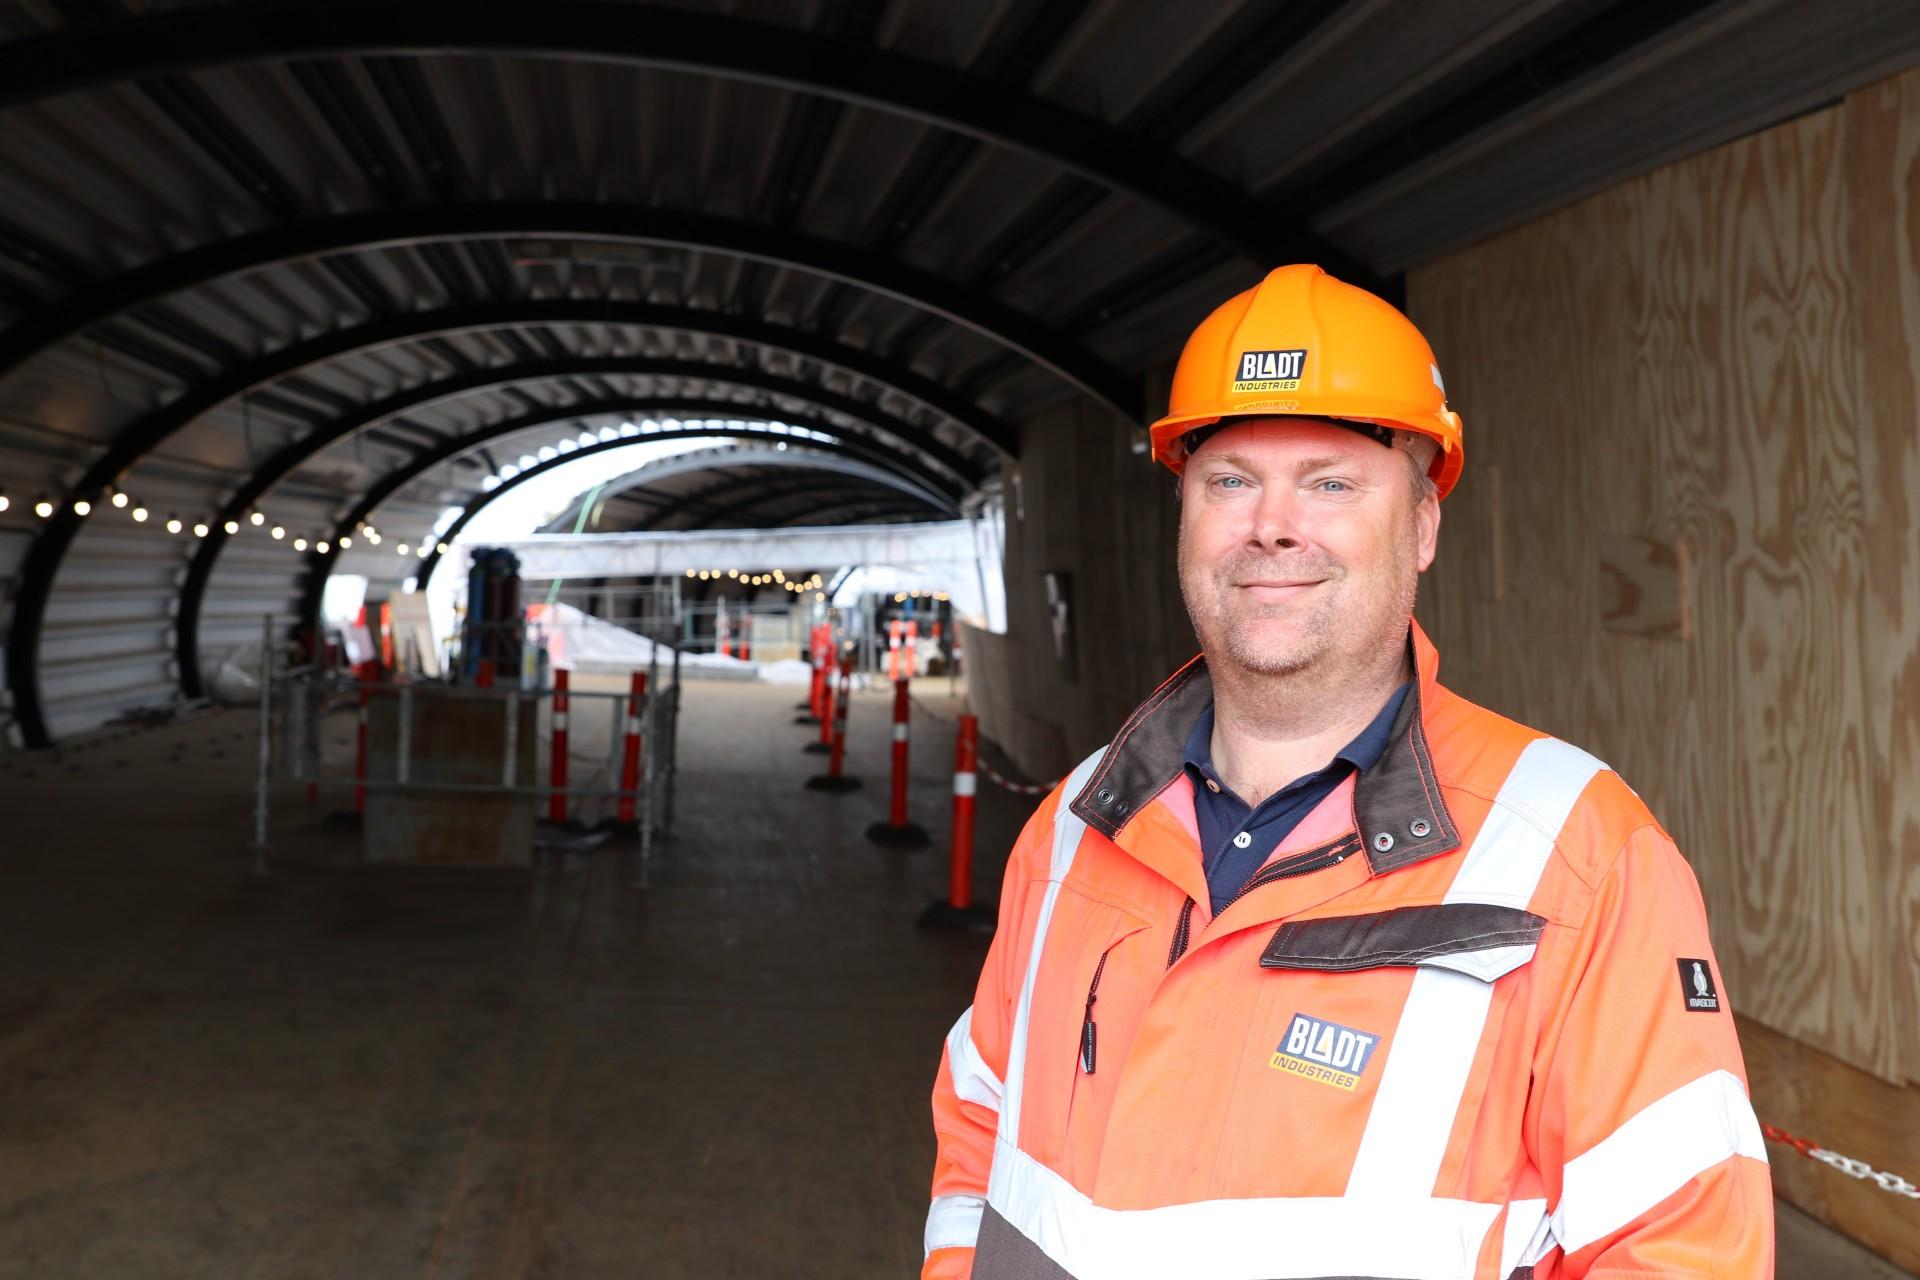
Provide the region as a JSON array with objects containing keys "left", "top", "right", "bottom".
[{"left": 0, "top": 677, "right": 1908, "bottom": 1278}]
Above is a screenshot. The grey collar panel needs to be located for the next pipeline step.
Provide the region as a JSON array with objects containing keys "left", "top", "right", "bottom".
[{"left": 1068, "top": 647, "right": 1461, "bottom": 879}]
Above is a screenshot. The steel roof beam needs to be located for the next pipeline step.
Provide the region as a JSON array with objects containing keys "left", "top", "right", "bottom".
[
  {"left": 1264, "top": 0, "right": 1723, "bottom": 214},
  {"left": 773, "top": 496, "right": 931, "bottom": 528},
  {"left": 678, "top": 474, "right": 940, "bottom": 534},
  {"left": 6, "top": 311, "right": 989, "bottom": 746},
  {"left": 0, "top": 202, "right": 1130, "bottom": 420},
  {"left": 807, "top": 0, "right": 1097, "bottom": 333},
  {"left": 0, "top": 2, "right": 1358, "bottom": 279}
]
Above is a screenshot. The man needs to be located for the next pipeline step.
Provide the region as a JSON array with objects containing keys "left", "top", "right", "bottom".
[{"left": 923, "top": 265, "right": 1772, "bottom": 1279}]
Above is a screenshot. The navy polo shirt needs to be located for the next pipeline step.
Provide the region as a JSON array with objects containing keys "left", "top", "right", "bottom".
[{"left": 1183, "top": 683, "right": 1409, "bottom": 917}]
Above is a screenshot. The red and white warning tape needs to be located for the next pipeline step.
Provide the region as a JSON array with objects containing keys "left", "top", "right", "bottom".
[
  {"left": 907, "top": 694, "right": 1059, "bottom": 795},
  {"left": 1763, "top": 1124, "right": 1919, "bottom": 1198},
  {"left": 977, "top": 757, "right": 1059, "bottom": 797}
]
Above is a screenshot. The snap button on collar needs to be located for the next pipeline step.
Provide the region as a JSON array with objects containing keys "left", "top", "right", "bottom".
[
  {"left": 1409, "top": 818, "right": 1431, "bottom": 838},
  {"left": 1373, "top": 832, "right": 1396, "bottom": 853}
]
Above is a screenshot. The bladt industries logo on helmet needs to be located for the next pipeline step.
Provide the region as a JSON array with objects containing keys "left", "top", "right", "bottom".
[{"left": 1231, "top": 348, "right": 1308, "bottom": 394}]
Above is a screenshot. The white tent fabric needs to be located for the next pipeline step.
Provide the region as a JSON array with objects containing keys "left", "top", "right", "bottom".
[{"left": 482, "top": 520, "right": 1002, "bottom": 627}]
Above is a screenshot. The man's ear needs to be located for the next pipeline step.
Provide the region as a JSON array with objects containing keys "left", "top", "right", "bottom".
[{"left": 1414, "top": 496, "right": 1441, "bottom": 572}]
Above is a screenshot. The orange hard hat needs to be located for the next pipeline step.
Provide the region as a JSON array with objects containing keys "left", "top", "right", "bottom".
[{"left": 1149, "top": 264, "right": 1464, "bottom": 497}]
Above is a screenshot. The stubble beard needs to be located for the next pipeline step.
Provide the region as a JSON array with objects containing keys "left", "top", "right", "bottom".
[{"left": 1179, "top": 523, "right": 1422, "bottom": 685}]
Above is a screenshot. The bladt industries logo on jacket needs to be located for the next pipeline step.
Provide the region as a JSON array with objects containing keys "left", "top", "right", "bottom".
[{"left": 1269, "top": 1012, "right": 1380, "bottom": 1091}]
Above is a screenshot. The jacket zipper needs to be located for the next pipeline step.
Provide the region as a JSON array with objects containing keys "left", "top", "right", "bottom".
[
  {"left": 1164, "top": 833, "right": 1362, "bottom": 968},
  {"left": 1080, "top": 949, "right": 1110, "bottom": 1073}
]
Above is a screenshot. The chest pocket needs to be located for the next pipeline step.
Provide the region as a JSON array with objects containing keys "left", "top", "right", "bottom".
[
  {"left": 1258, "top": 901, "right": 1546, "bottom": 981},
  {"left": 1022, "top": 887, "right": 1148, "bottom": 1169}
]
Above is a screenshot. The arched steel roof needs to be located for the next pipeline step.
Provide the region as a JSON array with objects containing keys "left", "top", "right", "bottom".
[{"left": 1, "top": 0, "right": 1909, "bottom": 744}]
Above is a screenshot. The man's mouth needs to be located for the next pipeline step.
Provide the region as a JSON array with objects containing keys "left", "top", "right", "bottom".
[{"left": 1234, "top": 578, "right": 1325, "bottom": 601}]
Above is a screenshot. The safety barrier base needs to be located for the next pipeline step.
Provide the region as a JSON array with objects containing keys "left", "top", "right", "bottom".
[
  {"left": 917, "top": 899, "right": 997, "bottom": 933},
  {"left": 801, "top": 741, "right": 831, "bottom": 755},
  {"left": 865, "top": 820, "right": 930, "bottom": 849},
  {"left": 805, "top": 774, "right": 863, "bottom": 792}
]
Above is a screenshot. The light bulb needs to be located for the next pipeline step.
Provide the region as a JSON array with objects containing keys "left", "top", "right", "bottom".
[
  {"left": 397, "top": 543, "right": 410, "bottom": 556},
  {"left": 110, "top": 490, "right": 129, "bottom": 509},
  {"left": 270, "top": 525, "right": 285, "bottom": 540},
  {"left": 193, "top": 521, "right": 210, "bottom": 538},
  {"left": 316, "top": 540, "right": 331, "bottom": 555},
  {"left": 338, "top": 536, "right": 352, "bottom": 549},
  {"left": 131, "top": 506, "right": 148, "bottom": 522},
  {"left": 223, "top": 519, "right": 239, "bottom": 534},
  {"left": 293, "top": 537, "right": 307, "bottom": 551},
  {"left": 249, "top": 510, "right": 264, "bottom": 526},
  {"left": 73, "top": 499, "right": 92, "bottom": 517},
  {"left": 33, "top": 497, "right": 52, "bottom": 518},
  {"left": 165, "top": 515, "right": 181, "bottom": 534}
]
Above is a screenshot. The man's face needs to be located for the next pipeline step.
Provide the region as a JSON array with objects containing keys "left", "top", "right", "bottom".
[{"left": 1177, "top": 418, "right": 1440, "bottom": 681}]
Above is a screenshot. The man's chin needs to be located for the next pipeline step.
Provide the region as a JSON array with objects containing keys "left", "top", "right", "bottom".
[{"left": 1214, "top": 629, "right": 1323, "bottom": 677}]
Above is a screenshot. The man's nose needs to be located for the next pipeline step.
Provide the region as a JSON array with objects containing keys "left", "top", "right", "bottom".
[{"left": 1248, "top": 486, "right": 1302, "bottom": 550}]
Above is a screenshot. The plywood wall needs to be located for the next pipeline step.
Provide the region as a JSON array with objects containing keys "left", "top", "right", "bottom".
[
  {"left": 1409, "top": 70, "right": 1920, "bottom": 1087},
  {"left": 972, "top": 395, "right": 1192, "bottom": 784}
]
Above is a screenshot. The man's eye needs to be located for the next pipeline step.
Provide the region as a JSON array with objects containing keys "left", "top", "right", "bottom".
[
  {"left": 1212, "top": 475, "right": 1244, "bottom": 490},
  {"left": 1315, "top": 479, "right": 1350, "bottom": 493}
]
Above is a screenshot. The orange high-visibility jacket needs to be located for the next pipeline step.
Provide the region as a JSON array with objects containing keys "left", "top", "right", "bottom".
[{"left": 926, "top": 623, "right": 1771, "bottom": 1279}]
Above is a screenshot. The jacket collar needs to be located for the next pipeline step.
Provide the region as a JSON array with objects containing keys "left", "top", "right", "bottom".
[{"left": 1068, "top": 619, "right": 1461, "bottom": 878}]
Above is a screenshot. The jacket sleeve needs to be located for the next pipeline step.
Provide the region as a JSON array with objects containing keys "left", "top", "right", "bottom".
[
  {"left": 1530, "top": 823, "right": 1774, "bottom": 1278},
  {"left": 922, "top": 794, "right": 1059, "bottom": 1280}
]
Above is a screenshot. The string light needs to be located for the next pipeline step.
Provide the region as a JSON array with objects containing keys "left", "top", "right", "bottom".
[
  {"left": 73, "top": 498, "right": 92, "bottom": 517},
  {"left": 397, "top": 543, "right": 410, "bottom": 556},
  {"left": 292, "top": 537, "right": 307, "bottom": 551},
  {"left": 193, "top": 520, "right": 210, "bottom": 538},
  {"left": 0, "top": 486, "right": 9, "bottom": 513},
  {"left": 131, "top": 505, "right": 149, "bottom": 523},
  {"left": 164, "top": 514, "right": 181, "bottom": 534},
  {"left": 436, "top": 542, "right": 449, "bottom": 555},
  {"left": 223, "top": 518, "right": 239, "bottom": 534},
  {"left": 110, "top": 489, "right": 129, "bottom": 509},
  {"left": 248, "top": 510, "right": 265, "bottom": 527},
  {"left": 316, "top": 540, "right": 330, "bottom": 555},
  {"left": 338, "top": 535, "right": 352, "bottom": 549},
  {"left": 34, "top": 496, "right": 54, "bottom": 518},
  {"left": 270, "top": 525, "right": 285, "bottom": 540}
]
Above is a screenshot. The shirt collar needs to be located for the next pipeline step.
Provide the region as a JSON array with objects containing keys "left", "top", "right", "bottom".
[
  {"left": 1072, "top": 622, "right": 1462, "bottom": 876},
  {"left": 1180, "top": 683, "right": 1411, "bottom": 796}
]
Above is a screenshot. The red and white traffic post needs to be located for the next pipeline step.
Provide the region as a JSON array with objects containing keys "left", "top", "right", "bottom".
[
  {"left": 547, "top": 668, "right": 571, "bottom": 824},
  {"left": 918, "top": 712, "right": 995, "bottom": 931},
  {"left": 806, "top": 668, "right": 861, "bottom": 792},
  {"left": 615, "top": 671, "right": 646, "bottom": 828},
  {"left": 866, "top": 678, "right": 929, "bottom": 846},
  {"left": 804, "top": 642, "right": 836, "bottom": 754},
  {"left": 795, "top": 621, "right": 823, "bottom": 721}
]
